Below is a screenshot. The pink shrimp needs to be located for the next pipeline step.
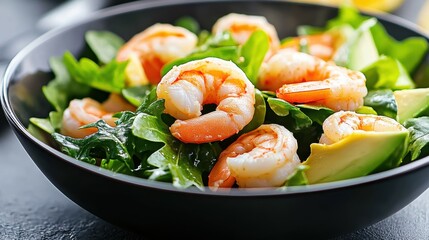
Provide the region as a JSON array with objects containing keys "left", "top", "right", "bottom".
[
  {"left": 156, "top": 57, "right": 255, "bottom": 143},
  {"left": 258, "top": 49, "right": 367, "bottom": 111},
  {"left": 208, "top": 124, "right": 300, "bottom": 190},
  {"left": 117, "top": 23, "right": 198, "bottom": 85},
  {"left": 61, "top": 94, "right": 136, "bottom": 138}
]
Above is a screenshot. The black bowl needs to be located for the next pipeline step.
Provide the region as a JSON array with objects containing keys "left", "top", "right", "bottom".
[{"left": 2, "top": 0, "right": 429, "bottom": 239}]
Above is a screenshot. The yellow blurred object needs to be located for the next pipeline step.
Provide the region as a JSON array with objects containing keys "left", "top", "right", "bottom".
[
  {"left": 418, "top": 0, "right": 429, "bottom": 34},
  {"left": 292, "top": 0, "right": 404, "bottom": 12},
  {"left": 124, "top": 53, "right": 149, "bottom": 87}
]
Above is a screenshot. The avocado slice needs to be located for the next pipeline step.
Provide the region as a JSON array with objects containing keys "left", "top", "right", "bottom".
[
  {"left": 394, "top": 88, "right": 429, "bottom": 124},
  {"left": 303, "top": 131, "right": 409, "bottom": 184}
]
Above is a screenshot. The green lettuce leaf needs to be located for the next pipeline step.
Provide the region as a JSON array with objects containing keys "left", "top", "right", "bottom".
[
  {"left": 85, "top": 30, "right": 124, "bottom": 64},
  {"left": 236, "top": 30, "right": 269, "bottom": 84},
  {"left": 362, "top": 55, "right": 415, "bottom": 90},
  {"left": 161, "top": 46, "right": 239, "bottom": 76},
  {"left": 63, "top": 51, "right": 128, "bottom": 93}
]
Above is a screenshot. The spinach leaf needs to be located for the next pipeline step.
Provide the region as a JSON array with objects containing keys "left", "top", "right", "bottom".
[
  {"left": 63, "top": 51, "right": 128, "bottom": 93},
  {"left": 122, "top": 85, "right": 153, "bottom": 107},
  {"left": 363, "top": 89, "right": 397, "bottom": 119},
  {"left": 161, "top": 46, "right": 239, "bottom": 76},
  {"left": 404, "top": 117, "right": 429, "bottom": 161},
  {"left": 85, "top": 30, "right": 124, "bottom": 64},
  {"left": 296, "top": 104, "right": 334, "bottom": 125},
  {"left": 236, "top": 30, "right": 269, "bottom": 84},
  {"left": 362, "top": 56, "right": 414, "bottom": 90},
  {"left": 267, "top": 97, "right": 313, "bottom": 131},
  {"left": 174, "top": 16, "right": 200, "bottom": 34}
]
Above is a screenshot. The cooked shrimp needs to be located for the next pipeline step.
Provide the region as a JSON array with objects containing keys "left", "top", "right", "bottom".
[
  {"left": 280, "top": 33, "right": 336, "bottom": 61},
  {"left": 212, "top": 13, "right": 280, "bottom": 54},
  {"left": 157, "top": 57, "right": 255, "bottom": 143},
  {"left": 61, "top": 93, "right": 136, "bottom": 138},
  {"left": 258, "top": 49, "right": 367, "bottom": 111},
  {"left": 319, "top": 111, "right": 407, "bottom": 145},
  {"left": 208, "top": 124, "right": 300, "bottom": 190},
  {"left": 117, "top": 23, "right": 198, "bottom": 85}
]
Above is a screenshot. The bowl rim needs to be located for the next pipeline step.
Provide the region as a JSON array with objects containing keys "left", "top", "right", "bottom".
[{"left": 2, "top": 0, "right": 429, "bottom": 197}]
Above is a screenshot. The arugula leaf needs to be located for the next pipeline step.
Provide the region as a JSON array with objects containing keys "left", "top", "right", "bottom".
[
  {"left": 363, "top": 89, "right": 397, "bottom": 119},
  {"left": 63, "top": 51, "right": 128, "bottom": 93},
  {"left": 43, "top": 56, "right": 91, "bottom": 111},
  {"left": 85, "top": 30, "right": 124, "bottom": 64},
  {"left": 236, "top": 30, "right": 269, "bottom": 84},
  {"left": 404, "top": 117, "right": 429, "bottom": 161},
  {"left": 53, "top": 117, "right": 136, "bottom": 168},
  {"left": 362, "top": 55, "right": 415, "bottom": 90}
]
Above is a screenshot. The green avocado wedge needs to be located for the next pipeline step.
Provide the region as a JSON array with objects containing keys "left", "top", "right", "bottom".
[
  {"left": 394, "top": 88, "right": 429, "bottom": 124},
  {"left": 303, "top": 131, "right": 409, "bottom": 184}
]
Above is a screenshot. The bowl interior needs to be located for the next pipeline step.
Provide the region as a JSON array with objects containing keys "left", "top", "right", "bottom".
[{"left": 2, "top": 0, "right": 429, "bottom": 194}]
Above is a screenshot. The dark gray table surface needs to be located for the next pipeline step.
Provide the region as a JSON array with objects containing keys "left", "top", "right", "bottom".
[{"left": 1, "top": 0, "right": 428, "bottom": 239}]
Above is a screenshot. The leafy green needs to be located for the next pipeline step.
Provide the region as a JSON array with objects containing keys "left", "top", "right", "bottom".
[
  {"left": 283, "top": 165, "right": 309, "bottom": 187},
  {"left": 296, "top": 104, "right": 334, "bottom": 125},
  {"left": 370, "top": 23, "right": 428, "bottom": 73},
  {"left": 362, "top": 56, "right": 415, "bottom": 90},
  {"left": 355, "top": 106, "right": 378, "bottom": 115},
  {"left": 63, "top": 51, "right": 128, "bottom": 93},
  {"left": 161, "top": 46, "right": 239, "bottom": 76},
  {"left": 236, "top": 30, "right": 269, "bottom": 84},
  {"left": 51, "top": 88, "right": 221, "bottom": 189},
  {"left": 404, "top": 117, "right": 429, "bottom": 161},
  {"left": 363, "top": 89, "right": 397, "bottom": 119},
  {"left": 122, "top": 85, "right": 153, "bottom": 107},
  {"left": 240, "top": 89, "right": 266, "bottom": 134},
  {"left": 327, "top": 4, "right": 428, "bottom": 73},
  {"left": 43, "top": 56, "right": 91, "bottom": 112},
  {"left": 267, "top": 98, "right": 313, "bottom": 131},
  {"left": 162, "top": 30, "right": 269, "bottom": 84},
  {"left": 132, "top": 112, "right": 220, "bottom": 189},
  {"left": 85, "top": 30, "right": 124, "bottom": 64},
  {"left": 174, "top": 16, "right": 200, "bottom": 34}
]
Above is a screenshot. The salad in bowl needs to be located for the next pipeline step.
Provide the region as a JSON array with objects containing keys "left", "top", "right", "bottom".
[{"left": 27, "top": 4, "right": 429, "bottom": 191}]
